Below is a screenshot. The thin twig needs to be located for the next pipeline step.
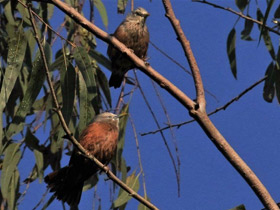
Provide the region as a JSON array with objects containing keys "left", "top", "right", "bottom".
[
  {"left": 150, "top": 41, "right": 219, "bottom": 102},
  {"left": 140, "top": 75, "right": 267, "bottom": 136},
  {"left": 27, "top": 5, "right": 158, "bottom": 210},
  {"left": 133, "top": 71, "right": 180, "bottom": 196},
  {"left": 150, "top": 80, "right": 181, "bottom": 196},
  {"left": 193, "top": 0, "right": 280, "bottom": 36}
]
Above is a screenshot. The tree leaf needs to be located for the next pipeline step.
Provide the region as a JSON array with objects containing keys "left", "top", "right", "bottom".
[
  {"left": 263, "top": 62, "right": 275, "bottom": 103},
  {"left": 89, "top": 48, "right": 111, "bottom": 70},
  {"left": 138, "top": 197, "right": 151, "bottom": 210},
  {"left": 274, "top": 4, "right": 280, "bottom": 18},
  {"left": 5, "top": 42, "right": 52, "bottom": 139},
  {"left": 117, "top": 0, "right": 128, "bottom": 14},
  {"left": 257, "top": 8, "right": 276, "bottom": 60},
  {"left": 258, "top": 0, "right": 275, "bottom": 44},
  {"left": 113, "top": 171, "right": 140, "bottom": 208},
  {"left": 94, "top": 0, "right": 108, "bottom": 28},
  {"left": 0, "top": 26, "right": 27, "bottom": 114},
  {"left": 34, "top": 149, "right": 44, "bottom": 183},
  {"left": 228, "top": 204, "right": 246, "bottom": 210},
  {"left": 274, "top": 69, "right": 280, "bottom": 103},
  {"left": 227, "top": 28, "right": 237, "bottom": 79},
  {"left": 235, "top": 0, "right": 248, "bottom": 12},
  {"left": 1, "top": 143, "right": 21, "bottom": 201},
  {"left": 96, "top": 68, "right": 111, "bottom": 107},
  {"left": 241, "top": 16, "right": 254, "bottom": 41},
  {"left": 60, "top": 62, "right": 76, "bottom": 126},
  {"left": 77, "top": 71, "right": 95, "bottom": 135},
  {"left": 7, "top": 168, "right": 20, "bottom": 210}
]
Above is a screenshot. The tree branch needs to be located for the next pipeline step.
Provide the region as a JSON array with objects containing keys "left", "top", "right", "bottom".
[
  {"left": 162, "top": 0, "right": 206, "bottom": 109},
  {"left": 140, "top": 75, "right": 267, "bottom": 136},
  {"left": 193, "top": 0, "right": 280, "bottom": 36},
  {"left": 27, "top": 5, "right": 158, "bottom": 210}
]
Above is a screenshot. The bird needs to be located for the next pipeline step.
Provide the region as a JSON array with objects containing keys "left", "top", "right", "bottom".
[
  {"left": 44, "top": 112, "right": 120, "bottom": 207},
  {"left": 107, "top": 7, "right": 150, "bottom": 88}
]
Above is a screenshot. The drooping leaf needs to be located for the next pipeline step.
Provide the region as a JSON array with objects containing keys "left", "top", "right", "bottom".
[
  {"left": 41, "top": 194, "right": 56, "bottom": 210},
  {"left": 7, "top": 168, "right": 20, "bottom": 210},
  {"left": 235, "top": 0, "right": 248, "bottom": 12},
  {"left": 60, "top": 62, "right": 76, "bottom": 126},
  {"left": 34, "top": 149, "right": 44, "bottom": 182},
  {"left": 227, "top": 28, "right": 237, "bottom": 79},
  {"left": 138, "top": 197, "right": 151, "bottom": 210},
  {"left": 1, "top": 143, "right": 21, "bottom": 202},
  {"left": 0, "top": 26, "right": 27, "bottom": 114},
  {"left": 258, "top": 0, "right": 275, "bottom": 44},
  {"left": 94, "top": 0, "right": 108, "bottom": 28},
  {"left": 257, "top": 8, "right": 276, "bottom": 60},
  {"left": 113, "top": 171, "right": 140, "bottom": 208},
  {"left": 89, "top": 48, "right": 111, "bottom": 70},
  {"left": 25, "top": 128, "right": 41, "bottom": 151},
  {"left": 5, "top": 42, "right": 51, "bottom": 139},
  {"left": 274, "top": 4, "right": 280, "bottom": 18},
  {"left": 228, "top": 204, "right": 246, "bottom": 210},
  {"left": 77, "top": 71, "right": 95, "bottom": 135},
  {"left": 117, "top": 0, "right": 128, "bottom": 14},
  {"left": 82, "top": 174, "right": 99, "bottom": 191},
  {"left": 96, "top": 68, "right": 111, "bottom": 107},
  {"left": 263, "top": 62, "right": 275, "bottom": 103},
  {"left": 241, "top": 16, "right": 254, "bottom": 41},
  {"left": 274, "top": 69, "right": 280, "bottom": 103},
  {"left": 3, "top": 0, "right": 15, "bottom": 24}
]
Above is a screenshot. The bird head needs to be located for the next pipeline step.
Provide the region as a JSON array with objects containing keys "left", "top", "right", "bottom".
[
  {"left": 94, "top": 112, "right": 119, "bottom": 124},
  {"left": 131, "top": 7, "right": 150, "bottom": 26}
]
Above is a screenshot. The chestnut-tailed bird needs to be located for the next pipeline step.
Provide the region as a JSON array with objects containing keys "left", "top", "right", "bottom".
[{"left": 44, "top": 112, "right": 120, "bottom": 207}]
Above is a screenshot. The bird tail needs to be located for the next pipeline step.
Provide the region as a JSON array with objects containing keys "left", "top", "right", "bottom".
[
  {"left": 109, "top": 72, "right": 124, "bottom": 88},
  {"left": 44, "top": 166, "right": 83, "bottom": 207}
]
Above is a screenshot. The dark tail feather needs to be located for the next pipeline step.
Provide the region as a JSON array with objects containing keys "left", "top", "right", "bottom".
[
  {"left": 44, "top": 166, "right": 83, "bottom": 206},
  {"left": 109, "top": 73, "right": 124, "bottom": 88}
]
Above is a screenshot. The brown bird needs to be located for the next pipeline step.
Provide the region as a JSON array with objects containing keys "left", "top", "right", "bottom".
[
  {"left": 44, "top": 112, "right": 120, "bottom": 207},
  {"left": 107, "top": 7, "right": 150, "bottom": 88}
]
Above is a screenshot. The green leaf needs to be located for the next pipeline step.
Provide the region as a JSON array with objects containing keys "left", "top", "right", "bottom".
[
  {"left": 113, "top": 171, "right": 140, "bottom": 208},
  {"left": 5, "top": 42, "right": 51, "bottom": 139},
  {"left": 94, "top": 0, "right": 108, "bottom": 28},
  {"left": 241, "top": 16, "right": 254, "bottom": 41},
  {"left": 41, "top": 194, "right": 56, "bottom": 210},
  {"left": 258, "top": 0, "right": 275, "bottom": 44},
  {"left": 263, "top": 62, "right": 275, "bottom": 103},
  {"left": 25, "top": 128, "right": 41, "bottom": 151},
  {"left": 138, "top": 197, "right": 151, "bottom": 210},
  {"left": 96, "top": 68, "right": 111, "bottom": 107},
  {"left": 34, "top": 149, "right": 44, "bottom": 182},
  {"left": 77, "top": 71, "right": 95, "bottom": 134},
  {"left": 274, "top": 4, "right": 280, "bottom": 18},
  {"left": 0, "top": 26, "right": 27, "bottom": 114},
  {"left": 3, "top": 0, "right": 15, "bottom": 24},
  {"left": 274, "top": 69, "right": 280, "bottom": 103},
  {"left": 1, "top": 143, "right": 21, "bottom": 200},
  {"left": 227, "top": 28, "right": 237, "bottom": 79},
  {"left": 16, "top": 2, "right": 31, "bottom": 26},
  {"left": 73, "top": 46, "right": 97, "bottom": 102},
  {"left": 89, "top": 48, "right": 112, "bottom": 70},
  {"left": 117, "top": 0, "right": 128, "bottom": 14},
  {"left": 82, "top": 174, "right": 98, "bottom": 191},
  {"left": 235, "top": 0, "right": 248, "bottom": 12},
  {"left": 7, "top": 168, "right": 20, "bottom": 210},
  {"left": 60, "top": 62, "right": 76, "bottom": 126},
  {"left": 228, "top": 204, "right": 246, "bottom": 210},
  {"left": 257, "top": 8, "right": 276, "bottom": 60}
]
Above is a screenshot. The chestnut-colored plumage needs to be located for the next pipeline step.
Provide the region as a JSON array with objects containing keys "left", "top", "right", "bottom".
[
  {"left": 107, "top": 7, "right": 150, "bottom": 88},
  {"left": 44, "top": 112, "right": 119, "bottom": 207}
]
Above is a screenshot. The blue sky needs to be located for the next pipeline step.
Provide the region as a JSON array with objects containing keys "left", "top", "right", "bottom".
[{"left": 19, "top": 1, "right": 280, "bottom": 210}]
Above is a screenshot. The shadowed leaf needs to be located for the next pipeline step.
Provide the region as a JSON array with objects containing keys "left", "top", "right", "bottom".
[
  {"left": 89, "top": 48, "right": 111, "bottom": 70},
  {"left": 263, "top": 62, "right": 275, "bottom": 103},
  {"left": 5, "top": 42, "right": 51, "bottom": 139},
  {"left": 228, "top": 204, "right": 246, "bottom": 210},
  {"left": 96, "top": 68, "right": 112, "bottom": 107},
  {"left": 241, "top": 16, "right": 254, "bottom": 41},
  {"left": 94, "top": 0, "right": 108, "bottom": 28},
  {"left": 235, "top": 0, "right": 248, "bottom": 12},
  {"left": 117, "top": 0, "right": 128, "bottom": 14},
  {"left": 274, "top": 4, "right": 280, "bottom": 18},
  {"left": 257, "top": 8, "right": 275, "bottom": 60},
  {"left": 227, "top": 28, "right": 237, "bottom": 79},
  {"left": 113, "top": 171, "right": 140, "bottom": 208}
]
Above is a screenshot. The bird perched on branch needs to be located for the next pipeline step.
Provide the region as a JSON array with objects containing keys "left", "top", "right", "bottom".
[
  {"left": 44, "top": 112, "right": 120, "bottom": 207},
  {"left": 107, "top": 7, "right": 150, "bottom": 88}
]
